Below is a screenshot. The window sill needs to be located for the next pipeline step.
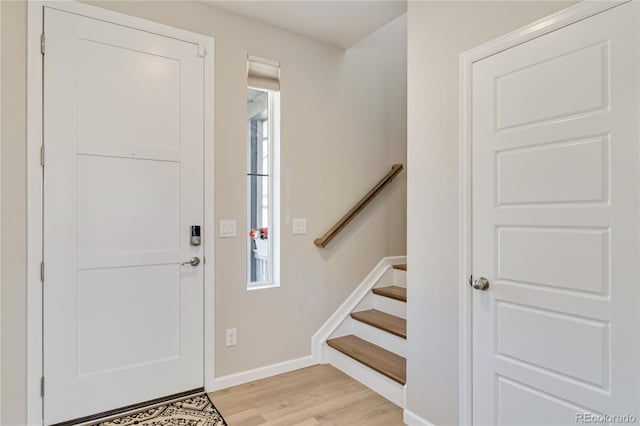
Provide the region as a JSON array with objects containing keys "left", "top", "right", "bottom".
[{"left": 247, "top": 281, "right": 280, "bottom": 291}]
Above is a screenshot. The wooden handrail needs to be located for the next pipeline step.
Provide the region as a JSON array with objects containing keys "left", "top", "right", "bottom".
[{"left": 314, "top": 163, "right": 404, "bottom": 248}]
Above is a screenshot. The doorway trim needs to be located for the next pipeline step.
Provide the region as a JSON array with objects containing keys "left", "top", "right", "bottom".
[
  {"left": 27, "top": 2, "right": 215, "bottom": 424},
  {"left": 458, "top": 1, "right": 627, "bottom": 424}
]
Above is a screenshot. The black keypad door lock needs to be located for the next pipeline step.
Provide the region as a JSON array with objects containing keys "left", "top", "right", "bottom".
[{"left": 191, "top": 225, "right": 201, "bottom": 246}]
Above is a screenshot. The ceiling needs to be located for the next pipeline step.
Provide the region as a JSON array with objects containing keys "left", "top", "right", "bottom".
[{"left": 201, "top": 1, "right": 407, "bottom": 49}]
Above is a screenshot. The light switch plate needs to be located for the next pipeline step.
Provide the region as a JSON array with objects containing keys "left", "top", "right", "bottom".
[
  {"left": 220, "top": 220, "right": 237, "bottom": 238},
  {"left": 293, "top": 218, "right": 307, "bottom": 235}
]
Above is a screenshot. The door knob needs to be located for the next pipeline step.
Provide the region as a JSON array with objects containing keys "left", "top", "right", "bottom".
[
  {"left": 181, "top": 256, "right": 201, "bottom": 267},
  {"left": 472, "top": 276, "right": 490, "bottom": 291}
]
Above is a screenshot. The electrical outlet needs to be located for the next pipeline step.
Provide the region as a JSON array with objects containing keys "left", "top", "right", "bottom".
[{"left": 226, "top": 328, "right": 237, "bottom": 347}]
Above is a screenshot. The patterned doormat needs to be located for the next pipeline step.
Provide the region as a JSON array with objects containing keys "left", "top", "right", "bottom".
[{"left": 96, "top": 394, "right": 227, "bottom": 426}]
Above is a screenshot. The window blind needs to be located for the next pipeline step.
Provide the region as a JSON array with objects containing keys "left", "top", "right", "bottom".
[{"left": 247, "top": 55, "right": 280, "bottom": 91}]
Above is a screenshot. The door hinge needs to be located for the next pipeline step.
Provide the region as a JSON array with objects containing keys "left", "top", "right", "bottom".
[
  {"left": 197, "top": 44, "right": 206, "bottom": 57},
  {"left": 40, "top": 262, "right": 45, "bottom": 282},
  {"left": 40, "top": 146, "right": 45, "bottom": 167},
  {"left": 40, "top": 376, "right": 45, "bottom": 398},
  {"left": 40, "top": 33, "right": 45, "bottom": 55}
]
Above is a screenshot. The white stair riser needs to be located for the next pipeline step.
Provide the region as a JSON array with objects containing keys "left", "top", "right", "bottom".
[
  {"left": 353, "top": 292, "right": 374, "bottom": 313},
  {"left": 393, "top": 269, "right": 407, "bottom": 287},
  {"left": 350, "top": 318, "right": 406, "bottom": 357},
  {"left": 329, "top": 317, "right": 353, "bottom": 340},
  {"left": 329, "top": 317, "right": 407, "bottom": 357},
  {"left": 324, "top": 344, "right": 405, "bottom": 407},
  {"left": 374, "top": 268, "right": 397, "bottom": 288},
  {"left": 372, "top": 294, "right": 406, "bottom": 319}
]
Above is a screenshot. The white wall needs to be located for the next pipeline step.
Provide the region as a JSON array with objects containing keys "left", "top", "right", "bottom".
[
  {"left": 1, "top": 1, "right": 406, "bottom": 423},
  {"left": 406, "top": 2, "right": 574, "bottom": 424},
  {"left": 1, "top": 2, "right": 27, "bottom": 424}
]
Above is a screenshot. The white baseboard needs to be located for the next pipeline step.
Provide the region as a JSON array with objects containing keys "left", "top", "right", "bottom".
[
  {"left": 403, "top": 409, "right": 435, "bottom": 426},
  {"left": 207, "top": 355, "right": 316, "bottom": 392}
]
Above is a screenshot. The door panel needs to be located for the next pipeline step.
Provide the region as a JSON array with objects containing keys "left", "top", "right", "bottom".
[
  {"left": 77, "top": 156, "right": 181, "bottom": 255},
  {"left": 496, "top": 377, "right": 595, "bottom": 426},
  {"left": 472, "top": 3, "right": 639, "bottom": 424},
  {"left": 497, "top": 226, "right": 609, "bottom": 295},
  {"left": 496, "top": 42, "right": 608, "bottom": 131},
  {"left": 77, "top": 40, "right": 181, "bottom": 149},
  {"left": 496, "top": 301, "right": 609, "bottom": 388},
  {"left": 77, "top": 265, "right": 181, "bottom": 377},
  {"left": 43, "top": 7, "right": 205, "bottom": 424},
  {"left": 496, "top": 136, "right": 608, "bottom": 205}
]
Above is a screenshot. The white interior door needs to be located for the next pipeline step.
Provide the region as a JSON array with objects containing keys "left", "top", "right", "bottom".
[
  {"left": 43, "top": 7, "right": 205, "bottom": 424},
  {"left": 472, "top": 3, "right": 639, "bottom": 425}
]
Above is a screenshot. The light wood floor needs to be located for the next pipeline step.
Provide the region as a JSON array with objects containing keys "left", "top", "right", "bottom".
[{"left": 209, "top": 364, "right": 404, "bottom": 426}]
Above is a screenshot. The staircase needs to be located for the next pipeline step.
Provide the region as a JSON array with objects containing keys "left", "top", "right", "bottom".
[{"left": 315, "top": 258, "right": 407, "bottom": 407}]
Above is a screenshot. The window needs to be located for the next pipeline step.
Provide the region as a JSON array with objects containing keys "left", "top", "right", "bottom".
[{"left": 247, "top": 56, "right": 280, "bottom": 289}]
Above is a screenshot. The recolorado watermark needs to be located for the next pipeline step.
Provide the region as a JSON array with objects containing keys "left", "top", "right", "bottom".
[{"left": 576, "top": 413, "right": 638, "bottom": 424}]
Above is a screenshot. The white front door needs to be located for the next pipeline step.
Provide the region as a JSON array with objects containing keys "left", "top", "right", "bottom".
[
  {"left": 472, "top": 2, "right": 639, "bottom": 424},
  {"left": 43, "top": 7, "right": 205, "bottom": 424}
]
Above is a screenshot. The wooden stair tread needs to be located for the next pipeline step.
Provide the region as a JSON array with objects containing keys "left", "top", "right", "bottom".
[
  {"left": 350, "top": 309, "right": 406, "bottom": 339},
  {"left": 392, "top": 264, "right": 406, "bottom": 271},
  {"left": 327, "top": 335, "right": 406, "bottom": 385},
  {"left": 372, "top": 286, "right": 407, "bottom": 302}
]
